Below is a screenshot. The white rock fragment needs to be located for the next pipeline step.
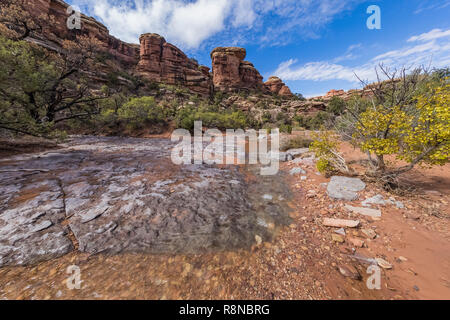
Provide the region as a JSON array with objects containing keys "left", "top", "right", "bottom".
[
  {"left": 290, "top": 167, "right": 306, "bottom": 175},
  {"left": 362, "top": 194, "right": 386, "bottom": 207},
  {"left": 345, "top": 205, "right": 382, "bottom": 218},
  {"left": 262, "top": 194, "right": 273, "bottom": 201},
  {"left": 376, "top": 257, "right": 393, "bottom": 269}
]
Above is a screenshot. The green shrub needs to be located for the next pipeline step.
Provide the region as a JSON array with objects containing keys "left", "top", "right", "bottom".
[
  {"left": 175, "top": 106, "right": 249, "bottom": 131},
  {"left": 279, "top": 124, "right": 293, "bottom": 134},
  {"left": 294, "top": 112, "right": 331, "bottom": 130},
  {"left": 281, "top": 136, "right": 313, "bottom": 151},
  {"left": 261, "top": 111, "right": 272, "bottom": 123},
  {"left": 326, "top": 96, "right": 346, "bottom": 115},
  {"left": 310, "top": 130, "right": 349, "bottom": 174},
  {"left": 118, "top": 96, "right": 167, "bottom": 129}
]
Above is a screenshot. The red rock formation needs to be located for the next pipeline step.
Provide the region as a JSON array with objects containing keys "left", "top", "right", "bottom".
[
  {"left": 264, "top": 76, "right": 293, "bottom": 97},
  {"left": 137, "top": 33, "right": 212, "bottom": 95},
  {"left": 23, "top": 0, "right": 139, "bottom": 65},
  {"left": 325, "top": 89, "right": 346, "bottom": 99},
  {"left": 211, "top": 47, "right": 265, "bottom": 92},
  {"left": 312, "top": 87, "right": 376, "bottom": 101},
  {"left": 18, "top": 0, "right": 296, "bottom": 97}
]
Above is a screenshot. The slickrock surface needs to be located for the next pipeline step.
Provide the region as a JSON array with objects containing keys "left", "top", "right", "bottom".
[
  {"left": 0, "top": 136, "right": 290, "bottom": 267},
  {"left": 0, "top": 136, "right": 449, "bottom": 300}
]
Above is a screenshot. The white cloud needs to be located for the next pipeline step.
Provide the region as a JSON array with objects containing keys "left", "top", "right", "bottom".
[
  {"left": 231, "top": 0, "right": 258, "bottom": 28},
  {"left": 71, "top": 0, "right": 364, "bottom": 49},
  {"left": 414, "top": 1, "right": 450, "bottom": 14},
  {"left": 273, "top": 28, "right": 450, "bottom": 84},
  {"left": 333, "top": 43, "right": 362, "bottom": 63},
  {"left": 82, "top": 0, "right": 231, "bottom": 49},
  {"left": 408, "top": 28, "right": 450, "bottom": 42}
]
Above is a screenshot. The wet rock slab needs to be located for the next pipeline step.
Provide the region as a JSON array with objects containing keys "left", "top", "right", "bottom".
[
  {"left": 0, "top": 178, "right": 73, "bottom": 266},
  {"left": 0, "top": 136, "right": 288, "bottom": 266}
]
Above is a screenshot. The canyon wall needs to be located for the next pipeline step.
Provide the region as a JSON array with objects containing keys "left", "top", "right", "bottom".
[
  {"left": 28, "top": 0, "right": 139, "bottom": 65},
  {"left": 16, "top": 0, "right": 293, "bottom": 97},
  {"left": 210, "top": 47, "right": 265, "bottom": 93},
  {"left": 137, "top": 33, "right": 212, "bottom": 95}
]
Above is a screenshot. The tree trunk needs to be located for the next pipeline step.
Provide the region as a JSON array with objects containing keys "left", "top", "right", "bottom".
[{"left": 375, "top": 154, "right": 386, "bottom": 173}]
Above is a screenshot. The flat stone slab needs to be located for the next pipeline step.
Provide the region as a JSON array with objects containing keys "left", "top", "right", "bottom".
[
  {"left": 322, "top": 218, "right": 360, "bottom": 228},
  {"left": 345, "top": 205, "right": 382, "bottom": 218},
  {"left": 327, "top": 176, "right": 366, "bottom": 201},
  {"left": 0, "top": 179, "right": 73, "bottom": 267},
  {"left": 362, "top": 194, "right": 386, "bottom": 207}
]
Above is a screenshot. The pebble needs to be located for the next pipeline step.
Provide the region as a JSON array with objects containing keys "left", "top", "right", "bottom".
[
  {"left": 338, "top": 264, "right": 361, "bottom": 280},
  {"left": 362, "top": 229, "right": 377, "bottom": 239},
  {"left": 376, "top": 257, "right": 393, "bottom": 269},
  {"left": 262, "top": 194, "right": 273, "bottom": 201},
  {"left": 332, "top": 234, "right": 345, "bottom": 243},
  {"left": 348, "top": 237, "right": 365, "bottom": 248},
  {"left": 306, "top": 190, "right": 317, "bottom": 198}
]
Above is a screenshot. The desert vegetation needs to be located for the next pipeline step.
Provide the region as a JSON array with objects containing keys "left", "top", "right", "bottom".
[{"left": 310, "top": 66, "right": 450, "bottom": 187}]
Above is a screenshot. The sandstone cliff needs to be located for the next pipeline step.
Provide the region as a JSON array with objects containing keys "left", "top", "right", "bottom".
[
  {"left": 210, "top": 47, "right": 265, "bottom": 93},
  {"left": 27, "top": 0, "right": 139, "bottom": 66},
  {"left": 264, "top": 76, "right": 293, "bottom": 97},
  {"left": 312, "top": 86, "right": 376, "bottom": 102},
  {"left": 16, "top": 0, "right": 294, "bottom": 98},
  {"left": 137, "top": 33, "right": 212, "bottom": 95}
]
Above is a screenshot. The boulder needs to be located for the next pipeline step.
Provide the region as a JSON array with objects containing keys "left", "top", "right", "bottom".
[
  {"left": 327, "top": 176, "right": 366, "bottom": 201},
  {"left": 285, "top": 148, "right": 310, "bottom": 158},
  {"left": 264, "top": 76, "right": 293, "bottom": 97}
]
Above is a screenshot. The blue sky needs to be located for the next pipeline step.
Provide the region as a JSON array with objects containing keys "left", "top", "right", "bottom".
[{"left": 69, "top": 0, "right": 450, "bottom": 97}]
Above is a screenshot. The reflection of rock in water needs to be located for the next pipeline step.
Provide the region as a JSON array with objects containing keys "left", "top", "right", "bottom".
[{"left": 0, "top": 136, "right": 291, "bottom": 267}]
